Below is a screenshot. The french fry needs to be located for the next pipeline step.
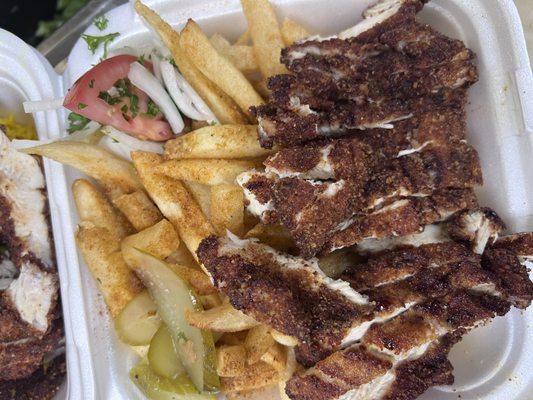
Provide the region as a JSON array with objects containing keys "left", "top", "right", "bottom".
[
  {"left": 251, "top": 78, "right": 271, "bottom": 99},
  {"left": 121, "top": 219, "right": 180, "bottom": 260},
  {"left": 169, "top": 264, "right": 217, "bottom": 295},
  {"left": 281, "top": 18, "right": 310, "bottom": 46},
  {"left": 183, "top": 181, "right": 211, "bottom": 218},
  {"left": 270, "top": 329, "right": 299, "bottom": 347},
  {"left": 216, "top": 345, "right": 247, "bottom": 377},
  {"left": 210, "top": 184, "right": 244, "bottom": 236},
  {"left": 76, "top": 224, "right": 143, "bottom": 317},
  {"left": 241, "top": 0, "right": 288, "bottom": 79},
  {"left": 132, "top": 151, "right": 215, "bottom": 260},
  {"left": 185, "top": 302, "right": 259, "bottom": 332},
  {"left": 245, "top": 223, "right": 296, "bottom": 253},
  {"left": 199, "top": 293, "right": 223, "bottom": 310},
  {"left": 218, "top": 332, "right": 247, "bottom": 346},
  {"left": 210, "top": 34, "right": 258, "bottom": 73},
  {"left": 23, "top": 141, "right": 142, "bottom": 198},
  {"left": 227, "top": 386, "right": 280, "bottom": 400},
  {"left": 244, "top": 325, "right": 275, "bottom": 365},
  {"left": 260, "top": 343, "right": 287, "bottom": 373},
  {"left": 112, "top": 190, "right": 163, "bottom": 231},
  {"left": 72, "top": 179, "right": 134, "bottom": 241},
  {"left": 318, "top": 248, "right": 361, "bottom": 278},
  {"left": 235, "top": 29, "right": 251, "bottom": 45},
  {"left": 278, "top": 348, "right": 298, "bottom": 400},
  {"left": 164, "top": 124, "right": 273, "bottom": 159},
  {"left": 165, "top": 241, "right": 198, "bottom": 268},
  {"left": 134, "top": 0, "right": 247, "bottom": 125},
  {"left": 180, "top": 19, "right": 264, "bottom": 116},
  {"left": 157, "top": 159, "right": 258, "bottom": 186},
  {"left": 221, "top": 361, "right": 280, "bottom": 392}
]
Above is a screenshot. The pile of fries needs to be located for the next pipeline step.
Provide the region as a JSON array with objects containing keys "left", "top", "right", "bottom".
[{"left": 23, "top": 1, "right": 317, "bottom": 398}]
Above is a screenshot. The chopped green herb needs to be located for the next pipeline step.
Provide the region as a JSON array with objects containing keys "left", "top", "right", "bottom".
[
  {"left": 142, "top": 99, "right": 160, "bottom": 118},
  {"left": 78, "top": 103, "right": 87, "bottom": 110},
  {"left": 89, "top": 79, "right": 95, "bottom": 88},
  {"left": 94, "top": 15, "right": 108, "bottom": 31},
  {"left": 129, "top": 94, "right": 139, "bottom": 118},
  {"left": 121, "top": 104, "right": 128, "bottom": 113},
  {"left": 81, "top": 32, "right": 120, "bottom": 60},
  {"left": 138, "top": 54, "right": 145, "bottom": 66},
  {"left": 98, "top": 91, "right": 121, "bottom": 105},
  {"left": 209, "top": 120, "right": 218, "bottom": 126},
  {"left": 67, "top": 112, "right": 91, "bottom": 133},
  {"left": 114, "top": 78, "right": 129, "bottom": 97}
]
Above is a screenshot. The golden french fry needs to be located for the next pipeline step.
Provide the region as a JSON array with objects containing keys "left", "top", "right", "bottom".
[
  {"left": 23, "top": 141, "right": 142, "bottom": 198},
  {"left": 270, "top": 329, "right": 299, "bottom": 347},
  {"left": 185, "top": 302, "right": 259, "bottom": 332},
  {"left": 164, "top": 125, "right": 273, "bottom": 160},
  {"left": 235, "top": 29, "right": 251, "bottom": 45},
  {"left": 251, "top": 78, "right": 271, "bottom": 99},
  {"left": 241, "top": 0, "right": 288, "bottom": 79},
  {"left": 157, "top": 159, "right": 258, "bottom": 186},
  {"left": 281, "top": 18, "right": 310, "bottom": 46},
  {"left": 72, "top": 179, "right": 134, "bottom": 240},
  {"left": 245, "top": 223, "right": 296, "bottom": 253},
  {"left": 260, "top": 343, "right": 287, "bottom": 373},
  {"left": 210, "top": 184, "right": 244, "bottom": 236},
  {"left": 244, "top": 325, "right": 275, "bottom": 365},
  {"left": 132, "top": 151, "right": 215, "bottom": 260},
  {"left": 112, "top": 190, "right": 163, "bottom": 231},
  {"left": 227, "top": 386, "right": 280, "bottom": 400},
  {"left": 216, "top": 345, "right": 247, "bottom": 377},
  {"left": 318, "top": 248, "right": 361, "bottom": 278},
  {"left": 76, "top": 224, "right": 143, "bottom": 317},
  {"left": 278, "top": 348, "right": 298, "bottom": 400},
  {"left": 165, "top": 241, "right": 198, "bottom": 268},
  {"left": 221, "top": 361, "right": 280, "bottom": 392},
  {"left": 169, "top": 264, "right": 217, "bottom": 295},
  {"left": 210, "top": 34, "right": 258, "bottom": 73},
  {"left": 134, "top": 0, "right": 247, "bottom": 125},
  {"left": 180, "top": 19, "right": 264, "bottom": 116},
  {"left": 218, "top": 332, "right": 247, "bottom": 346},
  {"left": 199, "top": 293, "right": 223, "bottom": 310},
  {"left": 183, "top": 181, "right": 211, "bottom": 218},
  {"left": 121, "top": 219, "right": 180, "bottom": 261}
]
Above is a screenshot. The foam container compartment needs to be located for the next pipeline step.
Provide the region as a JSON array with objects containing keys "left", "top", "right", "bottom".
[{"left": 1, "top": 0, "right": 532, "bottom": 398}]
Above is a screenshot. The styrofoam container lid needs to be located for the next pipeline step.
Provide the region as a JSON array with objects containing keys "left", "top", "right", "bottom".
[{"left": 2, "top": 0, "right": 532, "bottom": 399}]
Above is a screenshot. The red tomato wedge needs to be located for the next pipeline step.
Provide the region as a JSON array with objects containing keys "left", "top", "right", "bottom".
[{"left": 63, "top": 55, "right": 174, "bottom": 141}]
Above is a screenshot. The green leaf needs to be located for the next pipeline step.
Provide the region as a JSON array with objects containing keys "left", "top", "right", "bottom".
[
  {"left": 94, "top": 15, "right": 109, "bottom": 31},
  {"left": 67, "top": 112, "right": 91, "bottom": 133},
  {"left": 81, "top": 32, "right": 120, "bottom": 59}
]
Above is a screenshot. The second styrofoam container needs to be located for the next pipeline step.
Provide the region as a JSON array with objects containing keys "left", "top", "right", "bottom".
[{"left": 12, "top": 0, "right": 533, "bottom": 398}]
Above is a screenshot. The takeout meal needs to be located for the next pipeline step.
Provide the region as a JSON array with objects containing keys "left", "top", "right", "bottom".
[
  {"left": 0, "top": 124, "right": 65, "bottom": 399},
  {"left": 18, "top": 0, "right": 533, "bottom": 399}
]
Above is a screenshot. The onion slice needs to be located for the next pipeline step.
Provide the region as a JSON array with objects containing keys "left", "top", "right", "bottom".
[
  {"left": 23, "top": 98, "right": 64, "bottom": 113},
  {"left": 102, "top": 125, "right": 163, "bottom": 154},
  {"left": 128, "top": 61, "right": 184, "bottom": 134}
]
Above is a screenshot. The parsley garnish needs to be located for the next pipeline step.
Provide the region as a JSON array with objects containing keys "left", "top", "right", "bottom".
[
  {"left": 94, "top": 15, "right": 108, "bottom": 31},
  {"left": 129, "top": 94, "right": 139, "bottom": 118},
  {"left": 67, "top": 112, "right": 91, "bottom": 133},
  {"left": 78, "top": 103, "right": 87, "bottom": 109},
  {"left": 98, "top": 91, "right": 121, "bottom": 105},
  {"left": 143, "top": 99, "right": 160, "bottom": 118},
  {"left": 81, "top": 32, "right": 120, "bottom": 60},
  {"left": 121, "top": 104, "right": 128, "bottom": 113},
  {"left": 138, "top": 55, "right": 145, "bottom": 66}
]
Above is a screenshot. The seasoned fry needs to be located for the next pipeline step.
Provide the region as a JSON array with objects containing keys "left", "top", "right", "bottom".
[
  {"left": 244, "top": 325, "right": 275, "bottom": 365},
  {"left": 169, "top": 264, "right": 217, "bottom": 295},
  {"left": 157, "top": 159, "right": 258, "bottom": 186},
  {"left": 132, "top": 151, "right": 215, "bottom": 260},
  {"left": 183, "top": 181, "right": 211, "bottom": 218},
  {"left": 23, "top": 141, "right": 142, "bottom": 197},
  {"left": 241, "top": 0, "right": 288, "bottom": 78},
  {"left": 76, "top": 224, "right": 143, "bottom": 317},
  {"left": 260, "top": 343, "right": 287, "bottom": 373},
  {"left": 180, "top": 19, "right": 264, "bottom": 116},
  {"left": 165, "top": 241, "right": 198, "bottom": 268},
  {"left": 221, "top": 361, "right": 280, "bottom": 392},
  {"left": 245, "top": 223, "right": 296, "bottom": 253},
  {"left": 281, "top": 17, "right": 310, "bottom": 45},
  {"left": 210, "top": 34, "right": 258, "bottom": 73},
  {"left": 72, "top": 179, "right": 134, "bottom": 240},
  {"left": 278, "top": 348, "right": 298, "bottom": 400},
  {"left": 270, "top": 329, "right": 299, "bottom": 347},
  {"left": 210, "top": 184, "right": 244, "bottom": 236},
  {"left": 112, "top": 190, "right": 163, "bottom": 231},
  {"left": 121, "top": 219, "right": 180, "bottom": 260},
  {"left": 185, "top": 302, "right": 259, "bottom": 332},
  {"left": 199, "top": 294, "right": 223, "bottom": 310},
  {"left": 227, "top": 386, "right": 280, "bottom": 400},
  {"left": 164, "top": 124, "right": 273, "bottom": 159},
  {"left": 218, "top": 332, "right": 247, "bottom": 346},
  {"left": 216, "top": 345, "right": 247, "bottom": 377},
  {"left": 134, "top": 0, "right": 247, "bottom": 125},
  {"left": 235, "top": 29, "right": 251, "bottom": 45},
  {"left": 251, "top": 78, "right": 271, "bottom": 99}
]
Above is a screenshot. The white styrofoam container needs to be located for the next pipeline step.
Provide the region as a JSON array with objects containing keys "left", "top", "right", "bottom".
[{"left": 2, "top": 0, "right": 533, "bottom": 398}]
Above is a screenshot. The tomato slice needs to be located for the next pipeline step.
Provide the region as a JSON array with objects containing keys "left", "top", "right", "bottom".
[{"left": 63, "top": 55, "right": 174, "bottom": 141}]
